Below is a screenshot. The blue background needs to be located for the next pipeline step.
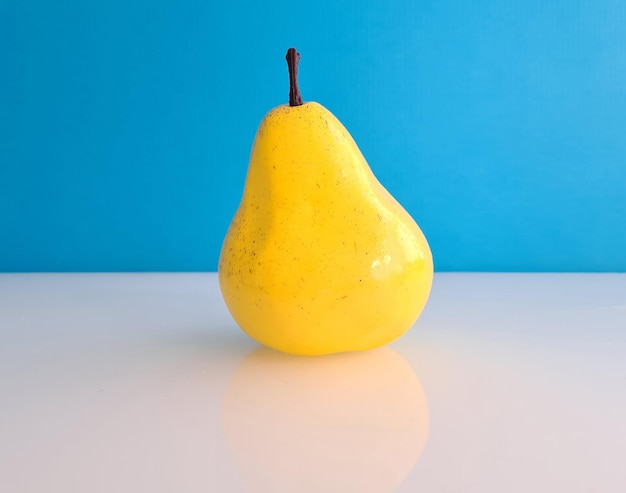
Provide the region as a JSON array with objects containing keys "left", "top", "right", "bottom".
[{"left": 1, "top": 0, "right": 625, "bottom": 272}]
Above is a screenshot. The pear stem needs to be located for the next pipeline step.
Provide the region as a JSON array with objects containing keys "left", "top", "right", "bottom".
[{"left": 286, "top": 48, "right": 303, "bottom": 107}]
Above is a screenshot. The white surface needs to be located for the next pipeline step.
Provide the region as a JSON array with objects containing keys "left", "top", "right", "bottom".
[{"left": 0, "top": 273, "right": 625, "bottom": 493}]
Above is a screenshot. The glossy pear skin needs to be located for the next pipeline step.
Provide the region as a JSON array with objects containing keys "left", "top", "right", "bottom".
[{"left": 218, "top": 102, "right": 433, "bottom": 355}]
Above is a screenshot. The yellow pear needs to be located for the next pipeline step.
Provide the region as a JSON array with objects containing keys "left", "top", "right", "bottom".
[{"left": 219, "top": 48, "right": 433, "bottom": 355}]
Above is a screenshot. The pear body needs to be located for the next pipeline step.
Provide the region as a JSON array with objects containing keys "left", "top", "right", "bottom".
[{"left": 219, "top": 102, "right": 433, "bottom": 355}]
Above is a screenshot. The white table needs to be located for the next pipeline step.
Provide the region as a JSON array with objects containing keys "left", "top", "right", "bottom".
[{"left": 1, "top": 273, "right": 624, "bottom": 493}]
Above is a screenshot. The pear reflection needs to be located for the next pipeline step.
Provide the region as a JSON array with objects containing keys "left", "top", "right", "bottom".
[{"left": 221, "top": 347, "right": 429, "bottom": 493}]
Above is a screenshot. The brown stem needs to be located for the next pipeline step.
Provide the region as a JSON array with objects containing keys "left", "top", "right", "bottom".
[{"left": 286, "top": 48, "right": 303, "bottom": 106}]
